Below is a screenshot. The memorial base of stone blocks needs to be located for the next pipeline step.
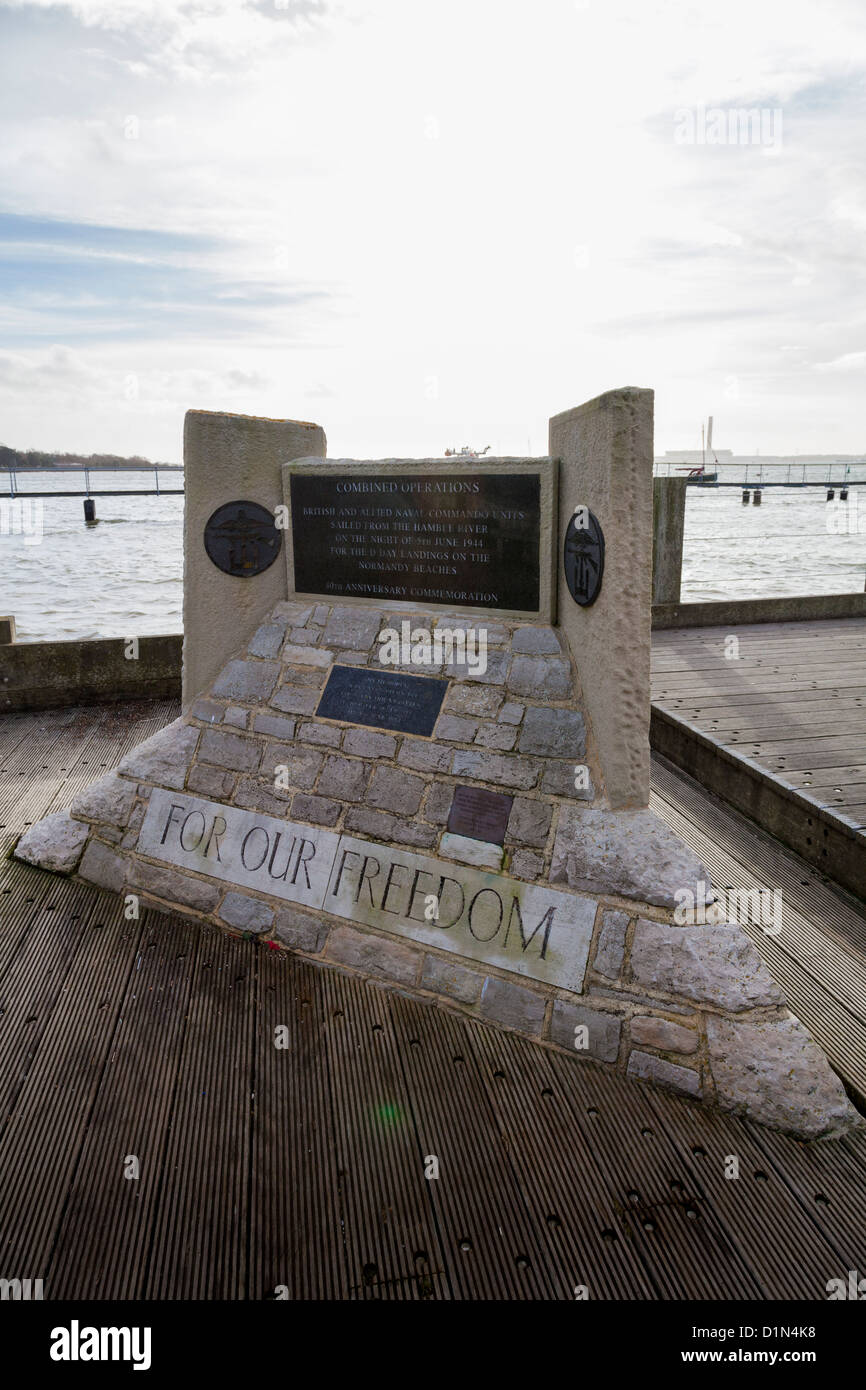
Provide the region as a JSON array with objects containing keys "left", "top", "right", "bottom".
[
  {"left": 15, "top": 394, "right": 862, "bottom": 1139},
  {"left": 17, "top": 595, "right": 858, "bottom": 1140}
]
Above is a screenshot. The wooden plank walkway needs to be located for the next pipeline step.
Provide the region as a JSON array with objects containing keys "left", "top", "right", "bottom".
[
  {"left": 651, "top": 618, "right": 866, "bottom": 898},
  {"left": 651, "top": 755, "right": 866, "bottom": 1106},
  {"left": 0, "top": 701, "right": 864, "bottom": 1299}
]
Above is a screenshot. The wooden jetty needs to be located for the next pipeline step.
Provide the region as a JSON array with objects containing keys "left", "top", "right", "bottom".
[
  {"left": 1, "top": 699, "right": 865, "bottom": 1300},
  {"left": 651, "top": 617, "right": 866, "bottom": 900}
]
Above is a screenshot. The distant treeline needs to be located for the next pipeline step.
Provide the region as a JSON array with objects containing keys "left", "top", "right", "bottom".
[{"left": 0, "top": 445, "right": 182, "bottom": 471}]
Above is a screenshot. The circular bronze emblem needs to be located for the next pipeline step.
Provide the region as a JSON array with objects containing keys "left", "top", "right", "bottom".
[
  {"left": 563, "top": 508, "right": 605, "bottom": 606},
  {"left": 204, "top": 501, "right": 282, "bottom": 578}
]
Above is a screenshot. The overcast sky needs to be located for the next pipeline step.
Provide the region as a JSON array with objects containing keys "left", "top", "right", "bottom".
[{"left": 1, "top": 0, "right": 864, "bottom": 461}]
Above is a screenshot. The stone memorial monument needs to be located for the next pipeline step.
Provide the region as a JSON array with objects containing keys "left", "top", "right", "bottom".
[{"left": 16, "top": 389, "right": 857, "bottom": 1138}]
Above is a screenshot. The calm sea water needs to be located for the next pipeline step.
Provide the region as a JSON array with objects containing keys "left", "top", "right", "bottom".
[{"left": 2, "top": 468, "right": 865, "bottom": 642}]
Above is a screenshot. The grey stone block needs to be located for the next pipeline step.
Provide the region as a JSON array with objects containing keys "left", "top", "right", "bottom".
[
  {"left": 288, "top": 626, "right": 320, "bottom": 645},
  {"left": 511, "top": 627, "right": 561, "bottom": 655},
  {"left": 518, "top": 707, "right": 585, "bottom": 759},
  {"left": 507, "top": 655, "right": 572, "bottom": 698},
  {"left": 279, "top": 665, "right": 326, "bottom": 688},
  {"left": 71, "top": 772, "right": 137, "bottom": 826},
  {"left": 444, "top": 650, "right": 509, "bottom": 685},
  {"left": 479, "top": 976, "right": 546, "bottom": 1034},
  {"left": 79, "top": 837, "right": 128, "bottom": 890},
  {"left": 707, "top": 1014, "right": 860, "bottom": 1137},
  {"left": 474, "top": 722, "right": 518, "bottom": 751},
  {"left": 437, "top": 617, "right": 507, "bottom": 643},
  {"left": 272, "top": 600, "right": 314, "bottom": 624},
  {"left": 510, "top": 849, "right": 544, "bottom": 880},
  {"left": 224, "top": 707, "right": 248, "bottom": 730},
  {"left": 331, "top": 650, "right": 368, "bottom": 665},
  {"left": 452, "top": 750, "right": 537, "bottom": 791},
  {"left": 549, "top": 1000, "right": 622, "bottom": 1063},
  {"left": 630, "top": 920, "right": 783, "bottom": 1011},
  {"left": 421, "top": 954, "right": 482, "bottom": 1004},
  {"left": 326, "top": 925, "right": 419, "bottom": 985},
  {"left": 550, "top": 807, "right": 709, "bottom": 907},
  {"left": 291, "top": 793, "right": 342, "bottom": 827},
  {"left": 269, "top": 685, "right": 320, "bottom": 716},
  {"left": 274, "top": 905, "right": 328, "bottom": 953},
  {"left": 199, "top": 728, "right": 262, "bottom": 773},
  {"left": 593, "top": 910, "right": 630, "bottom": 979},
  {"left": 187, "top": 763, "right": 237, "bottom": 800},
  {"left": 627, "top": 1050, "right": 701, "bottom": 1097},
  {"left": 309, "top": 603, "right": 330, "bottom": 625},
  {"left": 343, "top": 728, "right": 397, "bottom": 759},
  {"left": 247, "top": 622, "right": 288, "bottom": 658},
  {"left": 367, "top": 766, "right": 425, "bottom": 815},
  {"left": 444, "top": 685, "right": 504, "bottom": 718},
  {"left": 506, "top": 797, "right": 552, "bottom": 847},
  {"left": 212, "top": 659, "right": 279, "bottom": 702},
  {"left": 260, "top": 743, "right": 322, "bottom": 789},
  {"left": 541, "top": 762, "right": 595, "bottom": 799},
  {"left": 253, "top": 712, "right": 296, "bottom": 740},
  {"left": 233, "top": 777, "right": 292, "bottom": 816},
  {"left": 121, "top": 801, "right": 145, "bottom": 851},
  {"left": 130, "top": 858, "right": 220, "bottom": 912},
  {"left": 630, "top": 1016, "right": 698, "bottom": 1055},
  {"left": 218, "top": 891, "right": 274, "bottom": 934},
  {"left": 498, "top": 702, "right": 524, "bottom": 725},
  {"left": 117, "top": 719, "right": 199, "bottom": 792},
  {"left": 397, "top": 741, "right": 452, "bottom": 773},
  {"left": 281, "top": 643, "right": 333, "bottom": 668},
  {"left": 296, "top": 722, "right": 342, "bottom": 747},
  {"left": 345, "top": 807, "right": 438, "bottom": 848},
  {"left": 323, "top": 606, "right": 382, "bottom": 651},
  {"left": 191, "top": 698, "right": 224, "bottom": 724},
  {"left": 423, "top": 782, "right": 453, "bottom": 825},
  {"left": 436, "top": 714, "right": 479, "bottom": 742},
  {"left": 318, "top": 755, "right": 369, "bottom": 801},
  {"left": 16, "top": 810, "right": 90, "bottom": 874}
]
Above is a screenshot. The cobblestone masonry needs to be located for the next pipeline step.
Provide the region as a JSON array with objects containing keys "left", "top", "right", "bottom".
[{"left": 16, "top": 598, "right": 859, "bottom": 1138}]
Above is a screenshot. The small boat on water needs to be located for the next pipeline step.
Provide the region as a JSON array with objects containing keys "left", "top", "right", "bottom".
[
  {"left": 679, "top": 465, "right": 719, "bottom": 484},
  {"left": 675, "top": 416, "right": 719, "bottom": 483}
]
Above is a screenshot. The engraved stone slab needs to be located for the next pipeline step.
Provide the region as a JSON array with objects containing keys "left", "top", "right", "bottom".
[
  {"left": 283, "top": 458, "right": 557, "bottom": 621},
  {"left": 324, "top": 836, "right": 595, "bottom": 991},
  {"left": 138, "top": 788, "right": 339, "bottom": 910},
  {"left": 447, "top": 784, "right": 513, "bottom": 845},
  {"left": 317, "top": 665, "right": 447, "bottom": 736}
]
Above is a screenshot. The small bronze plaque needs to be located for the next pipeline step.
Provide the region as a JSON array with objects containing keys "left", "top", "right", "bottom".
[
  {"left": 447, "top": 784, "right": 513, "bottom": 845},
  {"left": 563, "top": 509, "right": 604, "bottom": 606},
  {"left": 316, "top": 665, "right": 447, "bottom": 736},
  {"left": 204, "top": 500, "right": 282, "bottom": 578}
]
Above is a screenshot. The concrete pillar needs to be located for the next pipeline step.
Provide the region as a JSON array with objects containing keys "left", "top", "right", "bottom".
[
  {"left": 182, "top": 410, "right": 326, "bottom": 707},
  {"left": 0, "top": 615, "right": 16, "bottom": 644},
  {"left": 651, "top": 477, "right": 686, "bottom": 605},
  {"left": 550, "top": 387, "right": 654, "bottom": 810}
]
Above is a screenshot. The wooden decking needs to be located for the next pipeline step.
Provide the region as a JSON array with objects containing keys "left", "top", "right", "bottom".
[
  {"left": 0, "top": 701, "right": 865, "bottom": 1299},
  {"left": 651, "top": 618, "right": 866, "bottom": 898}
]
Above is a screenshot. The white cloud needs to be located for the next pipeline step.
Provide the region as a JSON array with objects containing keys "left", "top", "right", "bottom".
[
  {"left": 0, "top": 0, "right": 865, "bottom": 457},
  {"left": 815, "top": 350, "right": 866, "bottom": 373}
]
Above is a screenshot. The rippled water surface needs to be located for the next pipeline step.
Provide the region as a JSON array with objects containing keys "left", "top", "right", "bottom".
[{"left": 2, "top": 468, "right": 865, "bottom": 641}]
